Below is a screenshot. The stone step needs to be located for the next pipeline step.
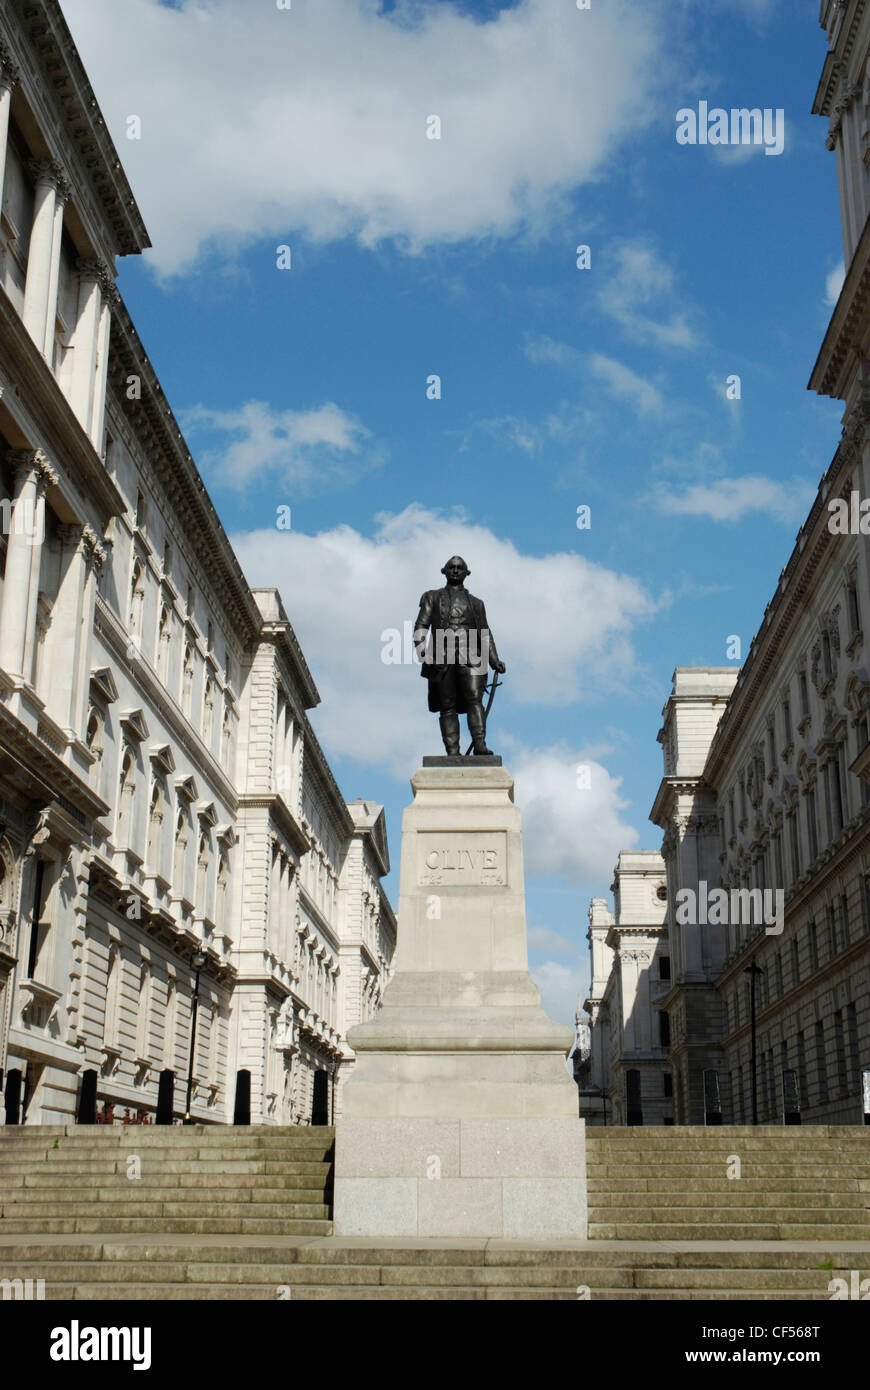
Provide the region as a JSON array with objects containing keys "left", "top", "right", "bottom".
[
  {"left": 588, "top": 1205, "right": 866, "bottom": 1223},
  {"left": 0, "top": 1217, "right": 331, "bottom": 1235},
  {"left": 587, "top": 1172, "right": 870, "bottom": 1187},
  {"left": 0, "top": 1186, "right": 328, "bottom": 1203},
  {"left": 588, "top": 1190, "right": 867, "bottom": 1209},
  {"left": 1, "top": 1172, "right": 329, "bottom": 1191},
  {"left": 0, "top": 1126, "right": 335, "bottom": 1140},
  {"left": 0, "top": 1160, "right": 329, "bottom": 1175},
  {"left": 589, "top": 1222, "right": 870, "bottom": 1239},
  {"left": 0, "top": 1201, "right": 329, "bottom": 1220}
]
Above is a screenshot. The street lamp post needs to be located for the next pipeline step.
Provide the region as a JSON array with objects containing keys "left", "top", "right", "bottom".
[
  {"left": 183, "top": 949, "right": 207, "bottom": 1124},
  {"left": 744, "top": 960, "right": 763, "bottom": 1125}
]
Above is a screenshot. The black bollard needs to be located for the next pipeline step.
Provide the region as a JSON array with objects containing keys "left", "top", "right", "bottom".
[{"left": 233, "top": 1069, "right": 251, "bottom": 1126}]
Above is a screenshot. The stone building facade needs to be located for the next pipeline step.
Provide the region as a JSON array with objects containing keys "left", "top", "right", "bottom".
[
  {"left": 578, "top": 852, "right": 673, "bottom": 1126},
  {"left": 0, "top": 0, "right": 395, "bottom": 1126},
  {"left": 585, "top": 2, "right": 870, "bottom": 1126}
]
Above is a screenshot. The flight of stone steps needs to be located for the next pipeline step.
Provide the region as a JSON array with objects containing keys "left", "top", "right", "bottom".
[
  {"left": 0, "top": 1239, "right": 865, "bottom": 1300},
  {"left": 0, "top": 1125, "right": 334, "bottom": 1236},
  {"left": 1, "top": 1124, "right": 869, "bottom": 1299},
  {"left": 587, "top": 1126, "right": 870, "bottom": 1240}
]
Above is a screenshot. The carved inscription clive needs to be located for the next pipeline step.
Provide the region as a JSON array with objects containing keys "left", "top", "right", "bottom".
[{"left": 417, "top": 831, "right": 507, "bottom": 887}]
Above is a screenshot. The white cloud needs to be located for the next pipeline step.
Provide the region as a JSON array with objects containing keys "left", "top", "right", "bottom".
[
  {"left": 587, "top": 353, "right": 664, "bottom": 416},
  {"left": 230, "top": 506, "right": 661, "bottom": 776},
  {"left": 530, "top": 960, "right": 586, "bottom": 1028},
  {"left": 524, "top": 336, "right": 664, "bottom": 416},
  {"left": 650, "top": 474, "right": 814, "bottom": 526},
  {"left": 527, "top": 925, "right": 578, "bottom": 957},
  {"left": 825, "top": 261, "right": 846, "bottom": 308},
  {"left": 63, "top": 0, "right": 666, "bottom": 275},
  {"left": 183, "top": 400, "right": 375, "bottom": 491},
  {"left": 598, "top": 241, "right": 699, "bottom": 350},
  {"left": 509, "top": 743, "right": 640, "bottom": 882}
]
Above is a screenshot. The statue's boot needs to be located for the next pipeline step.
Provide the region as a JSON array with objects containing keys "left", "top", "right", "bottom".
[
  {"left": 439, "top": 713, "right": 460, "bottom": 755},
  {"left": 467, "top": 705, "right": 492, "bottom": 756}
]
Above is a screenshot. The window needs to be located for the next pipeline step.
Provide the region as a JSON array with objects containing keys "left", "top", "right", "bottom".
[
  {"left": 808, "top": 918, "right": 819, "bottom": 973},
  {"left": 222, "top": 704, "right": 233, "bottom": 768},
  {"left": 827, "top": 903, "right": 838, "bottom": 958},
  {"left": 164, "top": 978, "right": 177, "bottom": 1070},
  {"left": 136, "top": 964, "right": 151, "bottom": 1061},
  {"left": 147, "top": 780, "right": 165, "bottom": 871},
  {"left": 174, "top": 811, "right": 189, "bottom": 896},
  {"left": 788, "top": 812, "right": 800, "bottom": 880},
  {"left": 834, "top": 1011, "right": 849, "bottom": 1096},
  {"left": 841, "top": 891, "right": 850, "bottom": 948},
  {"left": 117, "top": 747, "right": 136, "bottom": 845},
  {"left": 847, "top": 1002, "right": 860, "bottom": 1088},
  {"left": 86, "top": 705, "right": 104, "bottom": 791},
  {"left": 658, "top": 1010, "right": 670, "bottom": 1048},
  {"left": 791, "top": 937, "right": 800, "bottom": 986},
  {"left": 815, "top": 1020, "right": 829, "bottom": 1106},
  {"left": 783, "top": 698, "right": 793, "bottom": 747},
  {"left": 135, "top": 490, "right": 146, "bottom": 531},
  {"left": 799, "top": 671, "right": 809, "bottom": 719},
  {"left": 216, "top": 853, "right": 229, "bottom": 934},
  {"left": 796, "top": 1031, "right": 807, "bottom": 1109},
  {"left": 182, "top": 643, "right": 194, "bottom": 718},
  {"left": 104, "top": 946, "right": 121, "bottom": 1052},
  {"left": 659, "top": 955, "right": 671, "bottom": 981},
  {"left": 821, "top": 630, "right": 833, "bottom": 683},
  {"left": 196, "top": 834, "right": 209, "bottom": 916},
  {"left": 156, "top": 604, "right": 171, "bottom": 680},
  {"left": 806, "top": 786, "right": 819, "bottom": 863},
  {"left": 202, "top": 675, "right": 214, "bottom": 746},
  {"left": 663, "top": 1072, "right": 673, "bottom": 1098},
  {"left": 848, "top": 579, "right": 861, "bottom": 636},
  {"left": 162, "top": 538, "right": 171, "bottom": 575},
  {"left": 774, "top": 952, "right": 783, "bottom": 999},
  {"left": 128, "top": 559, "right": 144, "bottom": 641}
]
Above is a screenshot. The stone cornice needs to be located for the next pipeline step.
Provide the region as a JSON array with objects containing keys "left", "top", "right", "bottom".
[
  {"left": 814, "top": 1, "right": 868, "bottom": 118},
  {"left": 0, "top": 699, "right": 109, "bottom": 825},
  {"left": 13, "top": 0, "right": 150, "bottom": 257},
  {"left": 809, "top": 211, "right": 870, "bottom": 399}
]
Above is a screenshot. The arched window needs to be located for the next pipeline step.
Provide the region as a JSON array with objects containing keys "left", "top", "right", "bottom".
[
  {"left": 86, "top": 705, "right": 104, "bottom": 791},
  {"left": 181, "top": 643, "right": 194, "bottom": 718},
  {"left": 215, "top": 852, "right": 229, "bottom": 934},
  {"left": 196, "top": 833, "right": 209, "bottom": 916},
  {"left": 222, "top": 703, "right": 233, "bottom": 768},
  {"left": 129, "top": 559, "right": 144, "bottom": 640},
  {"left": 147, "top": 780, "right": 165, "bottom": 870},
  {"left": 156, "top": 603, "right": 171, "bottom": 680},
  {"left": 202, "top": 675, "right": 214, "bottom": 746},
  {"left": 117, "top": 747, "right": 135, "bottom": 844},
  {"left": 173, "top": 810, "right": 188, "bottom": 896}
]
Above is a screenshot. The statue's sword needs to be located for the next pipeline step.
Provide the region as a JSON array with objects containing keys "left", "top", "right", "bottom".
[{"left": 463, "top": 671, "right": 502, "bottom": 757}]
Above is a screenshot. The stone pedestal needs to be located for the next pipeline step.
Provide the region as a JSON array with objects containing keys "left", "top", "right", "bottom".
[{"left": 334, "top": 763, "right": 585, "bottom": 1239}]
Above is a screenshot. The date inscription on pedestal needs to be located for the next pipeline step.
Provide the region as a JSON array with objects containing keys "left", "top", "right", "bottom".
[{"left": 417, "top": 831, "right": 506, "bottom": 886}]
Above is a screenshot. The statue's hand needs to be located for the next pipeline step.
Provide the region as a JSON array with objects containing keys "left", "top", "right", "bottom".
[{"left": 493, "top": 661, "right": 506, "bottom": 675}]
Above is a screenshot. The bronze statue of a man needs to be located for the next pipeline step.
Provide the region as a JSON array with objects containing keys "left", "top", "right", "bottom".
[{"left": 414, "top": 555, "right": 506, "bottom": 755}]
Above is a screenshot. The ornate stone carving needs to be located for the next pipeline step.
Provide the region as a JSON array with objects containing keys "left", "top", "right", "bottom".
[{"left": 27, "top": 157, "right": 71, "bottom": 202}]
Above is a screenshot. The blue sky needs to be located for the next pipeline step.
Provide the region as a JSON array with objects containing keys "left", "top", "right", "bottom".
[{"left": 63, "top": 0, "right": 846, "bottom": 1025}]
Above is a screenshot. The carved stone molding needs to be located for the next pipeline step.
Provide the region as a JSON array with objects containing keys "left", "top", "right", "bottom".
[{"left": 76, "top": 256, "right": 120, "bottom": 304}]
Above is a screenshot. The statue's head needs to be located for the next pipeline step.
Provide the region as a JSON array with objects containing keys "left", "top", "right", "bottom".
[{"left": 441, "top": 555, "right": 470, "bottom": 584}]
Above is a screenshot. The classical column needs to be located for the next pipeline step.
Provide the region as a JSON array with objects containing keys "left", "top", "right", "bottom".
[
  {"left": 23, "top": 160, "right": 67, "bottom": 351},
  {"left": 21, "top": 460, "right": 56, "bottom": 685},
  {"left": 0, "top": 43, "right": 21, "bottom": 210},
  {"left": 47, "top": 523, "right": 104, "bottom": 734},
  {"left": 89, "top": 284, "right": 116, "bottom": 447},
  {"left": 43, "top": 174, "right": 70, "bottom": 362},
  {"left": 0, "top": 451, "right": 57, "bottom": 679},
  {"left": 68, "top": 258, "right": 116, "bottom": 440}
]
